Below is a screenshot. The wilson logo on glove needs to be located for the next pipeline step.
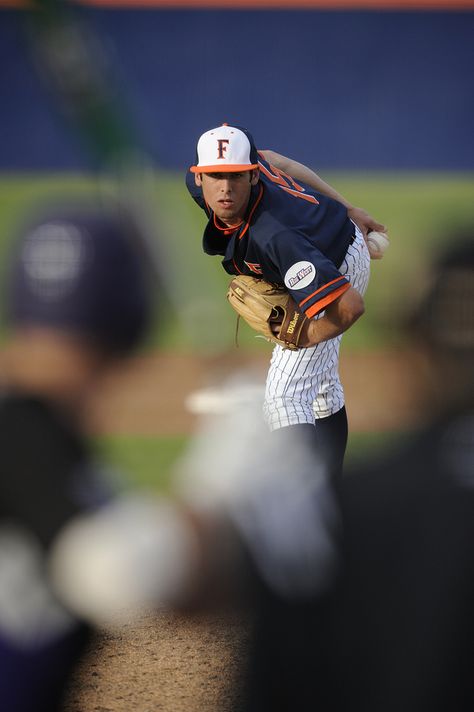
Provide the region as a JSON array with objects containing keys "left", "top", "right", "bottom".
[{"left": 286, "top": 312, "right": 302, "bottom": 335}]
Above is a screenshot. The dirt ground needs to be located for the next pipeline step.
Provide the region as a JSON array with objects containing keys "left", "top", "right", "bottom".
[
  {"left": 86, "top": 348, "right": 424, "bottom": 436},
  {"left": 63, "top": 348, "right": 422, "bottom": 712},
  {"left": 63, "top": 610, "right": 252, "bottom": 712}
]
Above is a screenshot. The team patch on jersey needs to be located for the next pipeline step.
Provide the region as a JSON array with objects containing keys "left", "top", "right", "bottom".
[{"left": 284, "top": 261, "right": 316, "bottom": 290}]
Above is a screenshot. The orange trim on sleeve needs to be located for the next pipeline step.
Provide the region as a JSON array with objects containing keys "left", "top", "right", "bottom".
[
  {"left": 299, "top": 275, "right": 346, "bottom": 308},
  {"left": 305, "top": 283, "right": 350, "bottom": 318}
]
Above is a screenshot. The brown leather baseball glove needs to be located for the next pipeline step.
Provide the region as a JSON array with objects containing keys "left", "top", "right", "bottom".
[{"left": 226, "top": 275, "right": 312, "bottom": 350}]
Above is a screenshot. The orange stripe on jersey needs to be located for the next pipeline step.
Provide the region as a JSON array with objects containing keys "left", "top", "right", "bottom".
[
  {"left": 259, "top": 161, "right": 295, "bottom": 188},
  {"left": 232, "top": 258, "right": 244, "bottom": 274},
  {"left": 238, "top": 183, "right": 264, "bottom": 240},
  {"left": 259, "top": 161, "right": 319, "bottom": 205},
  {"left": 299, "top": 275, "right": 347, "bottom": 308},
  {"left": 259, "top": 161, "right": 306, "bottom": 192},
  {"left": 304, "top": 283, "right": 350, "bottom": 318},
  {"left": 281, "top": 185, "right": 319, "bottom": 205}
]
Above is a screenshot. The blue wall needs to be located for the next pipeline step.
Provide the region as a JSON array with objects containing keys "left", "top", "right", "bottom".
[{"left": 1, "top": 8, "right": 473, "bottom": 170}]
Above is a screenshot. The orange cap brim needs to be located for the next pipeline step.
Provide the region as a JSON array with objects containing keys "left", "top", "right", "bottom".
[{"left": 190, "top": 164, "right": 259, "bottom": 173}]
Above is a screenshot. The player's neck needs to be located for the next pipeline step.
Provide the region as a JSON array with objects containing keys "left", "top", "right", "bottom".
[
  {"left": 213, "top": 213, "right": 243, "bottom": 232},
  {"left": 222, "top": 218, "right": 243, "bottom": 228},
  {"left": 220, "top": 217, "right": 243, "bottom": 229}
]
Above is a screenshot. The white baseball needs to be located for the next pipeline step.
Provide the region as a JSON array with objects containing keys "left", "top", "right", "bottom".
[{"left": 366, "top": 231, "right": 389, "bottom": 260}]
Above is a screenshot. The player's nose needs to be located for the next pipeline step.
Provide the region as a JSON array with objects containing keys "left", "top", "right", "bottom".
[{"left": 219, "top": 178, "right": 233, "bottom": 193}]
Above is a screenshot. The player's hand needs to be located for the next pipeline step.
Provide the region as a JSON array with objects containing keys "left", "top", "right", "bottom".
[
  {"left": 347, "top": 206, "right": 386, "bottom": 238},
  {"left": 269, "top": 312, "right": 283, "bottom": 337},
  {"left": 269, "top": 316, "right": 312, "bottom": 347}
]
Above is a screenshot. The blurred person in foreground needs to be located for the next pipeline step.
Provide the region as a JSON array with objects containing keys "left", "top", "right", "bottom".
[
  {"left": 0, "top": 205, "right": 197, "bottom": 712},
  {"left": 238, "top": 236, "right": 474, "bottom": 712},
  {"left": 165, "top": 236, "right": 474, "bottom": 711},
  {"left": 319, "top": 235, "right": 474, "bottom": 712}
]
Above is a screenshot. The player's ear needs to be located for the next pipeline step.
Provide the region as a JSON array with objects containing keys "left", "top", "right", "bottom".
[
  {"left": 194, "top": 172, "right": 203, "bottom": 187},
  {"left": 250, "top": 168, "right": 259, "bottom": 186}
]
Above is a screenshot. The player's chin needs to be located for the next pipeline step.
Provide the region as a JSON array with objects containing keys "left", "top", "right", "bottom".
[{"left": 215, "top": 207, "right": 238, "bottom": 222}]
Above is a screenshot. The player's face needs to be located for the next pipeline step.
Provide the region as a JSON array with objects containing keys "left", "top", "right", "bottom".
[{"left": 195, "top": 170, "right": 259, "bottom": 227}]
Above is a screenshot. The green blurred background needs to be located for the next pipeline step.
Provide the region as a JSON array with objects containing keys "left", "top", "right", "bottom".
[
  {"left": 2, "top": 169, "right": 472, "bottom": 489},
  {"left": 2, "top": 170, "right": 473, "bottom": 351}
]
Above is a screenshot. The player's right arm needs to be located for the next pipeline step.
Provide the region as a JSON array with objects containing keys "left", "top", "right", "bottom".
[{"left": 259, "top": 149, "right": 386, "bottom": 238}]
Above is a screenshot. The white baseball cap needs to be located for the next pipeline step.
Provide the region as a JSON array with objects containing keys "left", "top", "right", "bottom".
[{"left": 190, "top": 124, "right": 259, "bottom": 173}]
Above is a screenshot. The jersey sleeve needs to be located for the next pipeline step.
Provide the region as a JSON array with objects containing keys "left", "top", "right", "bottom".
[
  {"left": 266, "top": 231, "right": 351, "bottom": 318},
  {"left": 185, "top": 170, "right": 207, "bottom": 211}
]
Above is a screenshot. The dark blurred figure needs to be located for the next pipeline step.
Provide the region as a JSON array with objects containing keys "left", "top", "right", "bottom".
[
  {"left": 238, "top": 237, "right": 474, "bottom": 712},
  {"left": 327, "top": 237, "right": 474, "bottom": 712},
  {"left": 0, "top": 204, "right": 155, "bottom": 712}
]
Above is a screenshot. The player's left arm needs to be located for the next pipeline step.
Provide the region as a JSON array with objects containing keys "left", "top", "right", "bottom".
[
  {"left": 306, "top": 287, "right": 364, "bottom": 344},
  {"left": 259, "top": 149, "right": 386, "bottom": 238}
]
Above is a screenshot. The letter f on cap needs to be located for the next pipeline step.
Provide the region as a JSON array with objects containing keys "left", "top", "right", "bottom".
[{"left": 217, "top": 139, "right": 229, "bottom": 160}]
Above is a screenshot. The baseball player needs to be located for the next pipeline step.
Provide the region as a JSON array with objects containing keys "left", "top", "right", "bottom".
[{"left": 186, "top": 124, "right": 386, "bottom": 476}]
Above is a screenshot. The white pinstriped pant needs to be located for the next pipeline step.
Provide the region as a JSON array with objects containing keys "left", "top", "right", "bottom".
[{"left": 263, "top": 225, "right": 370, "bottom": 431}]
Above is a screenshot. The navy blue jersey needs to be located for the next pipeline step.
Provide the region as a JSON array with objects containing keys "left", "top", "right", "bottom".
[{"left": 186, "top": 155, "right": 355, "bottom": 318}]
